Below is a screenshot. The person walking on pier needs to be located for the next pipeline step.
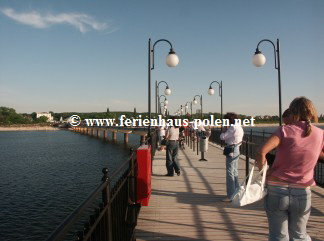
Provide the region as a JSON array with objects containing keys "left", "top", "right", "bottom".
[
  {"left": 164, "top": 117, "right": 181, "bottom": 176},
  {"left": 256, "top": 97, "right": 324, "bottom": 241},
  {"left": 220, "top": 112, "right": 244, "bottom": 202}
]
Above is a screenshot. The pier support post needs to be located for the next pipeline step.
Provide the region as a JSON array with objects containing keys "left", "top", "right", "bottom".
[
  {"left": 103, "top": 130, "right": 108, "bottom": 140},
  {"left": 124, "top": 133, "right": 129, "bottom": 144},
  {"left": 112, "top": 131, "right": 117, "bottom": 142},
  {"left": 96, "top": 129, "right": 100, "bottom": 138}
]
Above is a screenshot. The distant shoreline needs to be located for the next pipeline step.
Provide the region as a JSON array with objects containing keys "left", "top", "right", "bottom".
[{"left": 0, "top": 126, "right": 61, "bottom": 131}]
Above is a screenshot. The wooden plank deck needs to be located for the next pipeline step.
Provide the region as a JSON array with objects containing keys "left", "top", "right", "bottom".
[{"left": 135, "top": 142, "right": 324, "bottom": 241}]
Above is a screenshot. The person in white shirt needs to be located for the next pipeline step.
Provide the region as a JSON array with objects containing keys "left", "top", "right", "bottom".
[
  {"left": 220, "top": 112, "right": 244, "bottom": 202},
  {"left": 165, "top": 117, "right": 181, "bottom": 176}
]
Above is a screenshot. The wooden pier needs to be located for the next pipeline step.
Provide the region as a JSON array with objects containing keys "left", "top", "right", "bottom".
[
  {"left": 135, "top": 143, "right": 324, "bottom": 241},
  {"left": 72, "top": 126, "right": 147, "bottom": 144}
]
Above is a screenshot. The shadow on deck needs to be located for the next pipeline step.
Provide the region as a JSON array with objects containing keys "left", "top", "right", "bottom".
[{"left": 136, "top": 143, "right": 324, "bottom": 241}]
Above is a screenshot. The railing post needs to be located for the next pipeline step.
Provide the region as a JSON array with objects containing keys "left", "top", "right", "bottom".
[
  {"left": 196, "top": 133, "right": 199, "bottom": 155},
  {"left": 250, "top": 129, "right": 253, "bottom": 158},
  {"left": 140, "top": 135, "right": 145, "bottom": 145},
  {"left": 101, "top": 168, "right": 113, "bottom": 241},
  {"left": 245, "top": 136, "right": 250, "bottom": 185},
  {"left": 193, "top": 135, "right": 195, "bottom": 152},
  {"left": 128, "top": 148, "right": 136, "bottom": 226}
]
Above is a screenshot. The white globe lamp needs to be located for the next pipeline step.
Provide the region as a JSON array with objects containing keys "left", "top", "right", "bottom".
[
  {"left": 253, "top": 51, "right": 266, "bottom": 67},
  {"left": 208, "top": 87, "right": 215, "bottom": 95},
  {"left": 164, "top": 87, "right": 171, "bottom": 96},
  {"left": 166, "top": 50, "right": 179, "bottom": 67}
]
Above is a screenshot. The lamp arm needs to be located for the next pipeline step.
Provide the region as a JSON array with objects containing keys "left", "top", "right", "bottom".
[
  {"left": 157, "top": 80, "right": 169, "bottom": 88},
  {"left": 159, "top": 95, "right": 167, "bottom": 101},
  {"left": 210, "top": 81, "right": 222, "bottom": 97},
  {"left": 256, "top": 39, "right": 278, "bottom": 70},
  {"left": 193, "top": 95, "right": 201, "bottom": 101},
  {"left": 151, "top": 39, "right": 174, "bottom": 70}
]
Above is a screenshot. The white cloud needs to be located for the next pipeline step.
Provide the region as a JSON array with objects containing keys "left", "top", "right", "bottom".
[{"left": 1, "top": 8, "right": 108, "bottom": 33}]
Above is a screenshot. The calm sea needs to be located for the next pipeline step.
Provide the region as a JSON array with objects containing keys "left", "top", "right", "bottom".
[
  {"left": 0, "top": 130, "right": 140, "bottom": 241},
  {"left": 1, "top": 126, "right": 323, "bottom": 240}
]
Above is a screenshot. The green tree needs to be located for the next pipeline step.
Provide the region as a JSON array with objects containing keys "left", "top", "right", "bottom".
[
  {"left": 37, "top": 116, "right": 48, "bottom": 123},
  {"left": 31, "top": 112, "right": 37, "bottom": 121},
  {"left": 0, "top": 107, "right": 32, "bottom": 124}
]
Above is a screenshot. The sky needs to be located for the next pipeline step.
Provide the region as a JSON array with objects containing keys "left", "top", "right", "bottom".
[{"left": 0, "top": 0, "right": 323, "bottom": 116}]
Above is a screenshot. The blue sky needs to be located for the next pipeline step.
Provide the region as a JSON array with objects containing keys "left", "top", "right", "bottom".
[{"left": 0, "top": 0, "right": 323, "bottom": 116}]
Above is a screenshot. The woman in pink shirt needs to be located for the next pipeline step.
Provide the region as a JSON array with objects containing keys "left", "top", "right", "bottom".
[{"left": 256, "top": 97, "right": 324, "bottom": 241}]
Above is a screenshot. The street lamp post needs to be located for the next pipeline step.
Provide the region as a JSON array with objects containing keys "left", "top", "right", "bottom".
[
  {"left": 193, "top": 95, "right": 203, "bottom": 120},
  {"left": 155, "top": 80, "right": 171, "bottom": 114},
  {"left": 160, "top": 102, "right": 166, "bottom": 116},
  {"left": 162, "top": 103, "right": 167, "bottom": 116},
  {"left": 252, "top": 38, "right": 282, "bottom": 126},
  {"left": 180, "top": 105, "right": 185, "bottom": 116},
  {"left": 159, "top": 95, "right": 168, "bottom": 114},
  {"left": 148, "top": 38, "right": 179, "bottom": 137},
  {"left": 185, "top": 101, "right": 191, "bottom": 116},
  {"left": 208, "top": 81, "right": 223, "bottom": 119}
]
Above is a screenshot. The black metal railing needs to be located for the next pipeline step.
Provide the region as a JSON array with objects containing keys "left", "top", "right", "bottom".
[
  {"left": 47, "top": 149, "right": 140, "bottom": 241},
  {"left": 314, "top": 160, "right": 324, "bottom": 187},
  {"left": 144, "top": 128, "right": 158, "bottom": 160},
  {"left": 186, "top": 128, "right": 200, "bottom": 155},
  {"left": 209, "top": 128, "right": 324, "bottom": 187}
]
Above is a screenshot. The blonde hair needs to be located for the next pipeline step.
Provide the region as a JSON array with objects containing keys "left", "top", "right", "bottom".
[{"left": 289, "top": 97, "right": 318, "bottom": 136}]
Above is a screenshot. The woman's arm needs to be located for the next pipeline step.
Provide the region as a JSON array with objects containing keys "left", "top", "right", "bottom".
[
  {"left": 220, "top": 126, "right": 233, "bottom": 141},
  {"left": 256, "top": 135, "right": 280, "bottom": 170}
]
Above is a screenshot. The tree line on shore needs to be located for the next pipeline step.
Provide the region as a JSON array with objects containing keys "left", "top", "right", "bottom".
[{"left": 1, "top": 106, "right": 323, "bottom": 125}]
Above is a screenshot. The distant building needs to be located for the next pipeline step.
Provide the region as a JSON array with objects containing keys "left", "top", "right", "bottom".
[
  {"left": 36, "top": 112, "right": 54, "bottom": 122},
  {"left": 196, "top": 109, "right": 201, "bottom": 114}
]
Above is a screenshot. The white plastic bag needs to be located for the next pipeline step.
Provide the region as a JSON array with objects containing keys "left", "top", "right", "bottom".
[{"left": 232, "top": 163, "right": 267, "bottom": 207}]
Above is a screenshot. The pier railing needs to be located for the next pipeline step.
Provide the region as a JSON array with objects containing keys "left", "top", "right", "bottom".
[
  {"left": 47, "top": 149, "right": 139, "bottom": 241},
  {"left": 209, "top": 128, "right": 324, "bottom": 187},
  {"left": 144, "top": 128, "right": 158, "bottom": 159}
]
